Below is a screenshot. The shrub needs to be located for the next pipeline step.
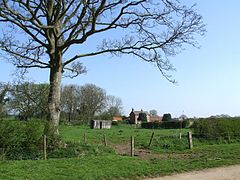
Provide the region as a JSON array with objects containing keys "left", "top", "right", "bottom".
[
  {"left": 112, "top": 120, "right": 119, "bottom": 126},
  {"left": 192, "top": 118, "right": 240, "bottom": 139},
  {"left": 0, "top": 119, "right": 45, "bottom": 160}
]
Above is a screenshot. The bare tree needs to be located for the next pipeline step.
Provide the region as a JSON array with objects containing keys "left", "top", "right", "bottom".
[
  {"left": 78, "top": 84, "right": 107, "bottom": 123},
  {"left": 0, "top": 1, "right": 205, "bottom": 135},
  {"left": 106, "top": 95, "right": 123, "bottom": 116},
  {"left": 98, "top": 95, "right": 123, "bottom": 120},
  {"left": 60, "top": 84, "right": 79, "bottom": 122}
]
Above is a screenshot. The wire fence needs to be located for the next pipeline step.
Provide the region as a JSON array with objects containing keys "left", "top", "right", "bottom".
[{"left": 1, "top": 130, "right": 240, "bottom": 161}]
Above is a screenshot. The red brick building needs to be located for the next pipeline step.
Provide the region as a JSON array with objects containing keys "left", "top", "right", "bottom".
[{"left": 129, "top": 108, "right": 162, "bottom": 124}]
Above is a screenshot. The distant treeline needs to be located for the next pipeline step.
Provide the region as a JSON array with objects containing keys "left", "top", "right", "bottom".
[{"left": 0, "top": 82, "right": 123, "bottom": 124}]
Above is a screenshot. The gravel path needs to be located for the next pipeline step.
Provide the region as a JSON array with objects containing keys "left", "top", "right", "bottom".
[{"left": 146, "top": 165, "right": 240, "bottom": 180}]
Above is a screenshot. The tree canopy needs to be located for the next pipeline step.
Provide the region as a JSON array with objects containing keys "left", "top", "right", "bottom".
[
  {"left": 0, "top": 0, "right": 205, "bottom": 135},
  {"left": 150, "top": 109, "right": 158, "bottom": 116},
  {"left": 162, "top": 113, "right": 172, "bottom": 121},
  {"left": 0, "top": 0, "right": 205, "bottom": 79}
]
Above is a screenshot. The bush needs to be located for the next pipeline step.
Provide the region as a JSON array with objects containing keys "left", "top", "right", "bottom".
[
  {"left": 112, "top": 120, "right": 119, "bottom": 126},
  {"left": 0, "top": 119, "right": 45, "bottom": 160},
  {"left": 192, "top": 118, "right": 240, "bottom": 139}
]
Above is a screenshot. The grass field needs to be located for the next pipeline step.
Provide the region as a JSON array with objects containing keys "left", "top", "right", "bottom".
[
  {"left": 1, "top": 124, "right": 240, "bottom": 179},
  {"left": 60, "top": 124, "right": 189, "bottom": 145},
  {"left": 1, "top": 144, "right": 240, "bottom": 179}
]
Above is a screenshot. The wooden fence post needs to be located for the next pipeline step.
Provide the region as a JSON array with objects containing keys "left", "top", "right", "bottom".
[
  {"left": 43, "top": 135, "right": 47, "bottom": 160},
  {"left": 179, "top": 132, "right": 182, "bottom": 139},
  {"left": 228, "top": 132, "right": 231, "bottom": 143},
  {"left": 187, "top": 132, "right": 193, "bottom": 149},
  {"left": 148, "top": 132, "right": 155, "bottom": 148},
  {"left": 179, "top": 121, "right": 182, "bottom": 139},
  {"left": 103, "top": 134, "right": 107, "bottom": 146},
  {"left": 131, "top": 136, "right": 134, "bottom": 157}
]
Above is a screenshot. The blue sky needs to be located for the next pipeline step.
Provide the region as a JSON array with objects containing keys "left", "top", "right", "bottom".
[{"left": 1, "top": 1, "right": 240, "bottom": 118}]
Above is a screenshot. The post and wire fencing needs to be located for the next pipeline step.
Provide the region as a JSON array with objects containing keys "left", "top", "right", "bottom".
[
  {"left": 1, "top": 126, "right": 240, "bottom": 161},
  {"left": 0, "top": 131, "right": 216, "bottom": 161}
]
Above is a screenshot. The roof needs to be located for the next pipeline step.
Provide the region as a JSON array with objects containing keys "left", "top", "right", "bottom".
[
  {"left": 113, "top": 116, "right": 123, "bottom": 121},
  {"left": 131, "top": 111, "right": 150, "bottom": 115}
]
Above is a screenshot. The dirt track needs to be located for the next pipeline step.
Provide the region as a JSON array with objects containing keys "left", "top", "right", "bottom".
[{"left": 146, "top": 165, "right": 240, "bottom": 180}]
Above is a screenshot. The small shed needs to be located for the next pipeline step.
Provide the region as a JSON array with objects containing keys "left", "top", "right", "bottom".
[{"left": 90, "top": 120, "right": 112, "bottom": 129}]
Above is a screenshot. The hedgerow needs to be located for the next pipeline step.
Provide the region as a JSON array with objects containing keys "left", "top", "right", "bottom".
[
  {"left": 141, "top": 120, "right": 191, "bottom": 129},
  {"left": 192, "top": 118, "right": 240, "bottom": 138}
]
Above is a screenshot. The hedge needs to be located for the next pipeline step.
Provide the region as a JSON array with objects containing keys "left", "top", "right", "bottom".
[
  {"left": 192, "top": 118, "right": 240, "bottom": 138},
  {"left": 141, "top": 120, "right": 190, "bottom": 129}
]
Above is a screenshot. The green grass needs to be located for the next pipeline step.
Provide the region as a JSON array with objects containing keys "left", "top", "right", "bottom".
[
  {"left": 0, "top": 143, "right": 240, "bottom": 179},
  {"left": 60, "top": 125, "right": 193, "bottom": 153},
  {"left": 60, "top": 124, "right": 189, "bottom": 145},
  {"left": 1, "top": 124, "right": 240, "bottom": 179}
]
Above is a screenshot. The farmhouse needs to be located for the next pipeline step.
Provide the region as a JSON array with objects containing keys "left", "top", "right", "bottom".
[
  {"left": 129, "top": 109, "right": 150, "bottom": 124},
  {"left": 129, "top": 109, "right": 162, "bottom": 124}
]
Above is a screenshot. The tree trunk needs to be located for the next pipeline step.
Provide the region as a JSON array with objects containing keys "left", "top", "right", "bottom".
[
  {"left": 68, "top": 111, "right": 71, "bottom": 122},
  {"left": 44, "top": 16, "right": 64, "bottom": 137},
  {"left": 45, "top": 59, "right": 63, "bottom": 136}
]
